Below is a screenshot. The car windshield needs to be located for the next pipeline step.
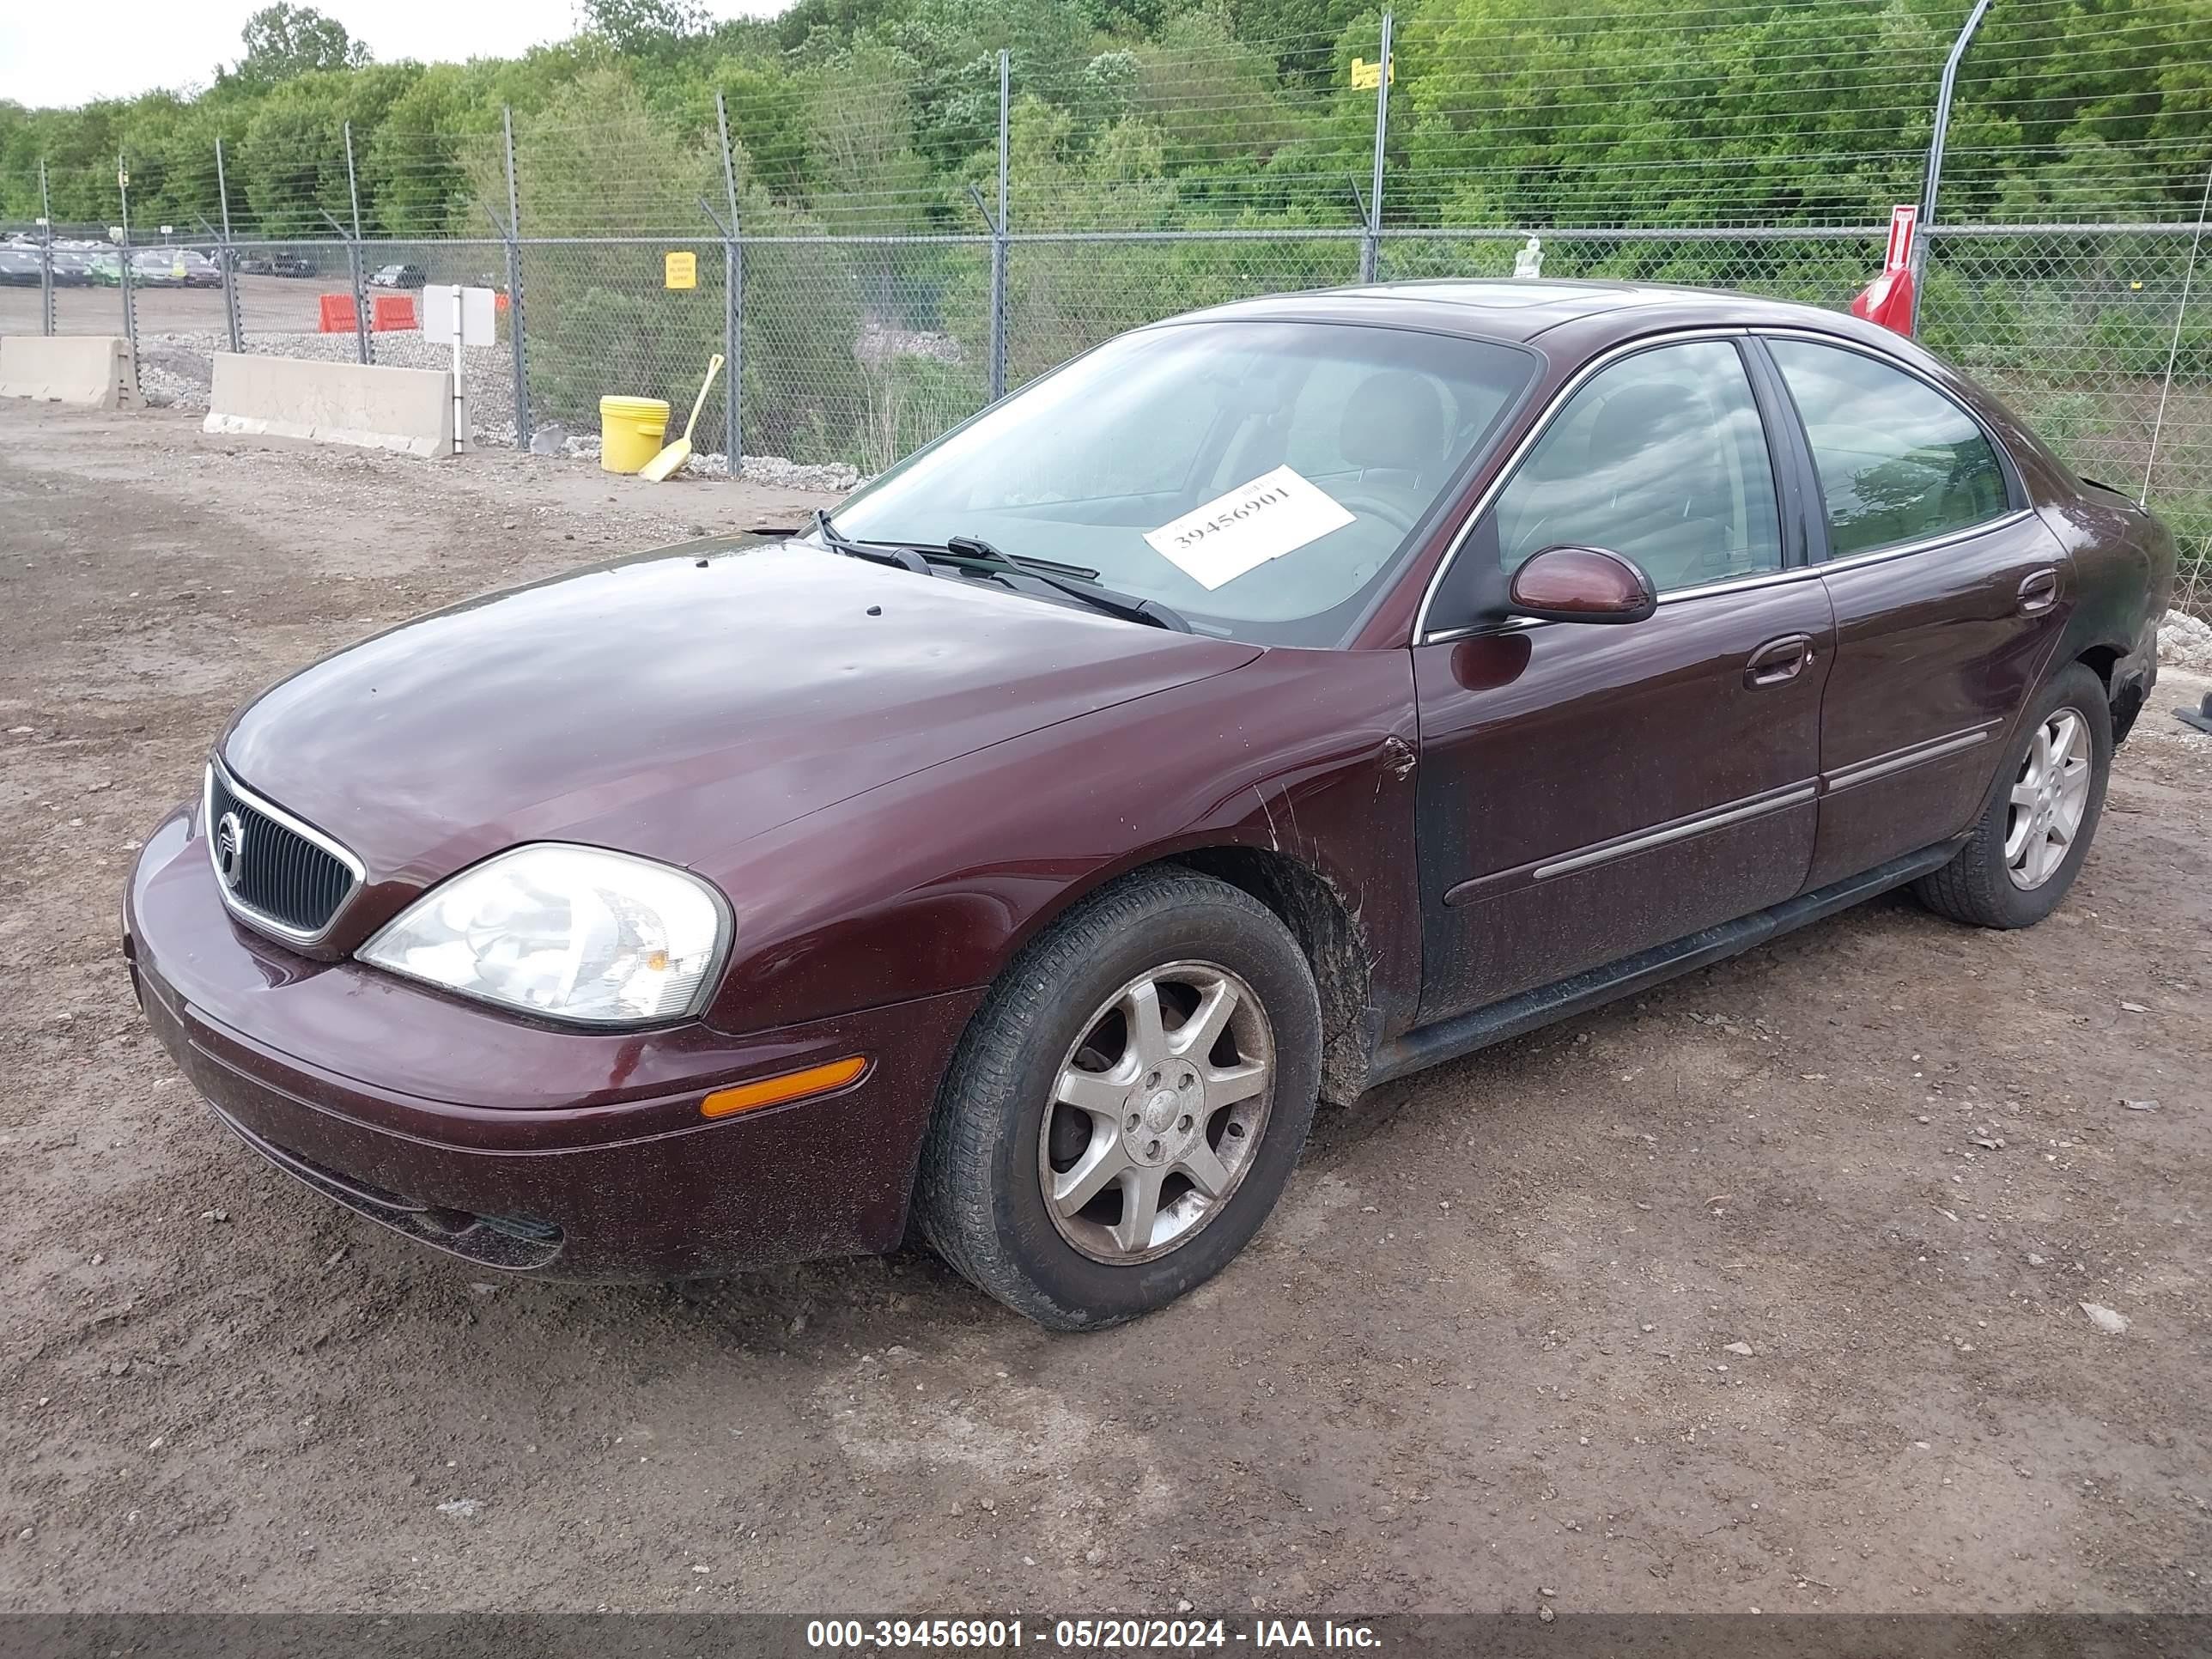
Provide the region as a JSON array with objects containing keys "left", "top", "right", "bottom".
[{"left": 828, "top": 319, "right": 1537, "bottom": 646}]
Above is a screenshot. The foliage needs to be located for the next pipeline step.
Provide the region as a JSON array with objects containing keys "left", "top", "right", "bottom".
[
  {"left": 3, "top": 0, "right": 2204, "bottom": 240},
  {"left": 222, "top": 4, "right": 371, "bottom": 93},
  {"left": 1, "top": 0, "right": 2204, "bottom": 491}
]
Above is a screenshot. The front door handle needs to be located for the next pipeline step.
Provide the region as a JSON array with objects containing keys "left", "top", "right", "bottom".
[
  {"left": 1745, "top": 633, "right": 1815, "bottom": 690},
  {"left": 2018, "top": 568, "right": 2060, "bottom": 616}
]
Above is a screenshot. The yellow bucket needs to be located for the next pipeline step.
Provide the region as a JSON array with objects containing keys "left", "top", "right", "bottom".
[{"left": 599, "top": 395, "right": 671, "bottom": 474}]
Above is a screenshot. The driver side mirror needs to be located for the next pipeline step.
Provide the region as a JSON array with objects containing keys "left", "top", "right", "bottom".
[{"left": 1504, "top": 545, "right": 1658, "bottom": 625}]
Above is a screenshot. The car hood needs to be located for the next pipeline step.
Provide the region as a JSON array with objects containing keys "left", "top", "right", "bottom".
[{"left": 222, "top": 537, "right": 1261, "bottom": 888}]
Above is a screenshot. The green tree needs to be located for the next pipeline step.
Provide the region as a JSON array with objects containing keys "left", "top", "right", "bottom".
[
  {"left": 580, "top": 0, "right": 709, "bottom": 57},
  {"left": 222, "top": 4, "right": 370, "bottom": 92},
  {"left": 805, "top": 41, "right": 935, "bottom": 231}
]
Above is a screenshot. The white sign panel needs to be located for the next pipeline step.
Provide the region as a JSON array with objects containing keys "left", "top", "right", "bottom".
[
  {"left": 423, "top": 284, "right": 497, "bottom": 347},
  {"left": 1143, "top": 465, "right": 1355, "bottom": 591}
]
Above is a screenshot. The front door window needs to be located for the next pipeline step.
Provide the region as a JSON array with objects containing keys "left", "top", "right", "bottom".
[{"left": 1491, "top": 339, "right": 1784, "bottom": 594}]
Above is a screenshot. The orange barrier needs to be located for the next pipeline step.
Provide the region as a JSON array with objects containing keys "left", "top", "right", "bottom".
[
  {"left": 372, "top": 295, "right": 418, "bottom": 331},
  {"left": 317, "top": 293, "right": 356, "bottom": 334}
]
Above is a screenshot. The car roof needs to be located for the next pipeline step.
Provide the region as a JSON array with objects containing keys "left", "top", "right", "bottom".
[{"left": 1167, "top": 277, "right": 1878, "bottom": 349}]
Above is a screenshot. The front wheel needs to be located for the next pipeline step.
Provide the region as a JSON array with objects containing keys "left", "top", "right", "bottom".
[
  {"left": 914, "top": 868, "right": 1322, "bottom": 1331},
  {"left": 1913, "top": 661, "right": 2112, "bottom": 929}
]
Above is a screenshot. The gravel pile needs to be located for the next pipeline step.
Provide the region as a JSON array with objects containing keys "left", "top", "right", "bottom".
[
  {"left": 2161, "top": 608, "right": 2212, "bottom": 672},
  {"left": 134, "top": 329, "right": 864, "bottom": 491}
]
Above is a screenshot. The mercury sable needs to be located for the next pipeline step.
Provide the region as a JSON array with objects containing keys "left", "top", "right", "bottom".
[{"left": 124, "top": 281, "right": 2173, "bottom": 1328}]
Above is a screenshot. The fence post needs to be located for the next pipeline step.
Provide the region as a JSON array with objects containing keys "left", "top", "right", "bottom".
[
  {"left": 1910, "top": 0, "right": 1990, "bottom": 337},
  {"left": 503, "top": 106, "right": 531, "bottom": 451},
  {"left": 38, "top": 159, "right": 54, "bottom": 337},
  {"left": 116, "top": 150, "right": 137, "bottom": 365},
  {"left": 1363, "top": 11, "right": 1395, "bottom": 285},
  {"left": 2141, "top": 161, "right": 2212, "bottom": 510},
  {"left": 989, "top": 48, "right": 1010, "bottom": 403},
  {"left": 716, "top": 91, "right": 744, "bottom": 477},
  {"left": 344, "top": 120, "right": 370, "bottom": 364},
  {"left": 216, "top": 136, "right": 243, "bottom": 356}
]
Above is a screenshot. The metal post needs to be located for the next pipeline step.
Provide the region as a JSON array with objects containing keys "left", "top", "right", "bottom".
[
  {"left": 1910, "top": 0, "right": 1990, "bottom": 337},
  {"left": 989, "top": 48, "right": 1010, "bottom": 402},
  {"left": 116, "top": 151, "right": 137, "bottom": 362},
  {"left": 216, "top": 137, "right": 243, "bottom": 356},
  {"left": 1363, "top": 12, "right": 1394, "bottom": 285},
  {"left": 344, "top": 120, "right": 369, "bottom": 363},
  {"left": 449, "top": 281, "right": 466, "bottom": 457},
  {"left": 716, "top": 91, "right": 744, "bottom": 477},
  {"left": 2141, "top": 161, "right": 2212, "bottom": 508},
  {"left": 503, "top": 106, "right": 531, "bottom": 449},
  {"left": 38, "top": 160, "right": 54, "bottom": 337}
]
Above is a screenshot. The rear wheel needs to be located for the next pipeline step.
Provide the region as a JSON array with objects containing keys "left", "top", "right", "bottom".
[
  {"left": 1914, "top": 662, "right": 2111, "bottom": 929},
  {"left": 914, "top": 869, "right": 1321, "bottom": 1331}
]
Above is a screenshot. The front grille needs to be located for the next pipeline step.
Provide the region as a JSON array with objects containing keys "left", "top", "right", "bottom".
[{"left": 206, "top": 764, "right": 361, "bottom": 940}]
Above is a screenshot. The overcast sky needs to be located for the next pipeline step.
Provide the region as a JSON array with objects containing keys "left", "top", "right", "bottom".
[{"left": 1, "top": 0, "right": 789, "bottom": 110}]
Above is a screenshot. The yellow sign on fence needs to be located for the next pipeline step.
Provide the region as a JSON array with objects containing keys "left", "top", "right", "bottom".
[
  {"left": 1351, "top": 57, "right": 1394, "bottom": 90},
  {"left": 664, "top": 251, "right": 697, "bottom": 290}
]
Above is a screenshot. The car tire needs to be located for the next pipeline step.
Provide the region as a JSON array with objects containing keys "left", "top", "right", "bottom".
[
  {"left": 914, "top": 867, "right": 1322, "bottom": 1331},
  {"left": 1913, "top": 662, "right": 2112, "bottom": 930}
]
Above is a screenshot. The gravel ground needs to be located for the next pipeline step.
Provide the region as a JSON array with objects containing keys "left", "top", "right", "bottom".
[
  {"left": 2164, "top": 611, "right": 2212, "bottom": 674},
  {"left": 2, "top": 402, "right": 2210, "bottom": 1616}
]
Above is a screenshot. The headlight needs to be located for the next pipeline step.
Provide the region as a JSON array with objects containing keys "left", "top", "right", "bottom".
[{"left": 359, "top": 844, "right": 728, "bottom": 1025}]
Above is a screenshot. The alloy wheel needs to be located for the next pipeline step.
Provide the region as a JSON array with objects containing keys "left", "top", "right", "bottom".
[
  {"left": 2004, "top": 707, "right": 2092, "bottom": 890},
  {"left": 1037, "top": 961, "right": 1275, "bottom": 1265}
]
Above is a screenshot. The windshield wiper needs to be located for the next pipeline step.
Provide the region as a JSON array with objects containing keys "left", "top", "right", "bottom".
[
  {"left": 807, "top": 508, "right": 929, "bottom": 574},
  {"left": 931, "top": 535, "right": 1193, "bottom": 633},
  {"left": 945, "top": 545, "right": 1099, "bottom": 581},
  {"left": 802, "top": 514, "right": 1188, "bottom": 632}
]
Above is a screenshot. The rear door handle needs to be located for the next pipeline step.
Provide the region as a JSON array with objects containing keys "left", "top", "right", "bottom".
[
  {"left": 2018, "top": 568, "right": 2060, "bottom": 615},
  {"left": 1745, "top": 633, "right": 1815, "bottom": 689}
]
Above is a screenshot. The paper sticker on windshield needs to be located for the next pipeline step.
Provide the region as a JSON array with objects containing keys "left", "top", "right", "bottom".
[{"left": 1144, "top": 465, "right": 1355, "bottom": 591}]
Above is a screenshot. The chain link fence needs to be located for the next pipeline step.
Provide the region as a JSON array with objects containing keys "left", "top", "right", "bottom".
[
  {"left": 10, "top": 212, "right": 2205, "bottom": 616},
  {"left": 3, "top": 53, "right": 2206, "bottom": 617},
  {"left": 1922, "top": 223, "right": 2211, "bottom": 614}
]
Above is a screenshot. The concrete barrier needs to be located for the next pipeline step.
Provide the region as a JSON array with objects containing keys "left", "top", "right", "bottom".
[
  {"left": 0, "top": 335, "right": 143, "bottom": 409},
  {"left": 201, "top": 353, "right": 455, "bottom": 459}
]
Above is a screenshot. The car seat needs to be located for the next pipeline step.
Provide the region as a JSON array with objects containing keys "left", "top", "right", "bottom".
[
  {"left": 1340, "top": 369, "right": 1453, "bottom": 507},
  {"left": 1578, "top": 380, "right": 1739, "bottom": 590}
]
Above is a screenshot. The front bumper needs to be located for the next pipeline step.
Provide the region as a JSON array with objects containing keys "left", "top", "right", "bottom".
[{"left": 124, "top": 805, "right": 981, "bottom": 1279}]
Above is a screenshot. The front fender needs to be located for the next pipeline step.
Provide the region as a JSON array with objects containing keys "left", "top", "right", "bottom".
[{"left": 690, "top": 647, "right": 1422, "bottom": 1046}]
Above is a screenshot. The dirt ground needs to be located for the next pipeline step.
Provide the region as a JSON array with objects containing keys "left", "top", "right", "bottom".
[
  {"left": 2, "top": 402, "right": 2209, "bottom": 1617},
  {"left": 1, "top": 270, "right": 316, "bottom": 339}
]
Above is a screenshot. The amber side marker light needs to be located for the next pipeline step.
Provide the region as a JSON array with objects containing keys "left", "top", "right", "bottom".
[{"left": 701, "top": 1055, "right": 869, "bottom": 1119}]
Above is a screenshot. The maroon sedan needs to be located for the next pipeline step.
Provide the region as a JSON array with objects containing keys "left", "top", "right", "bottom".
[{"left": 125, "top": 282, "right": 2173, "bottom": 1328}]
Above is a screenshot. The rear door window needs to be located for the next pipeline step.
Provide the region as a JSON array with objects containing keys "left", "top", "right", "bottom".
[{"left": 1765, "top": 338, "right": 2011, "bottom": 559}]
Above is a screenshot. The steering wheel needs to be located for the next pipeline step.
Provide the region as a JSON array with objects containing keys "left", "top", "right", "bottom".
[{"left": 1331, "top": 490, "right": 1419, "bottom": 536}]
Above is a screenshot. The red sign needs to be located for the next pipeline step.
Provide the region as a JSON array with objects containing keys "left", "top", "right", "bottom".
[{"left": 1885, "top": 204, "right": 1918, "bottom": 273}]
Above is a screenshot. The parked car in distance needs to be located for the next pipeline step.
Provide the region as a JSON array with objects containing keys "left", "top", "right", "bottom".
[
  {"left": 368, "top": 262, "right": 428, "bottom": 289},
  {"left": 131, "top": 247, "right": 222, "bottom": 288},
  {"left": 124, "top": 281, "right": 2174, "bottom": 1330},
  {"left": 0, "top": 247, "right": 40, "bottom": 285},
  {"left": 238, "top": 252, "right": 317, "bottom": 278}
]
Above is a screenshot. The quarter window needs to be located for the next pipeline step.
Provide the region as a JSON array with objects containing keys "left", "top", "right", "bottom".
[
  {"left": 1489, "top": 340, "right": 1784, "bottom": 594},
  {"left": 1766, "top": 339, "right": 2009, "bottom": 559}
]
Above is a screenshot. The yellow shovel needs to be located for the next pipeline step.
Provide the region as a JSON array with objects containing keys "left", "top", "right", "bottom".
[{"left": 640, "top": 353, "right": 725, "bottom": 483}]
